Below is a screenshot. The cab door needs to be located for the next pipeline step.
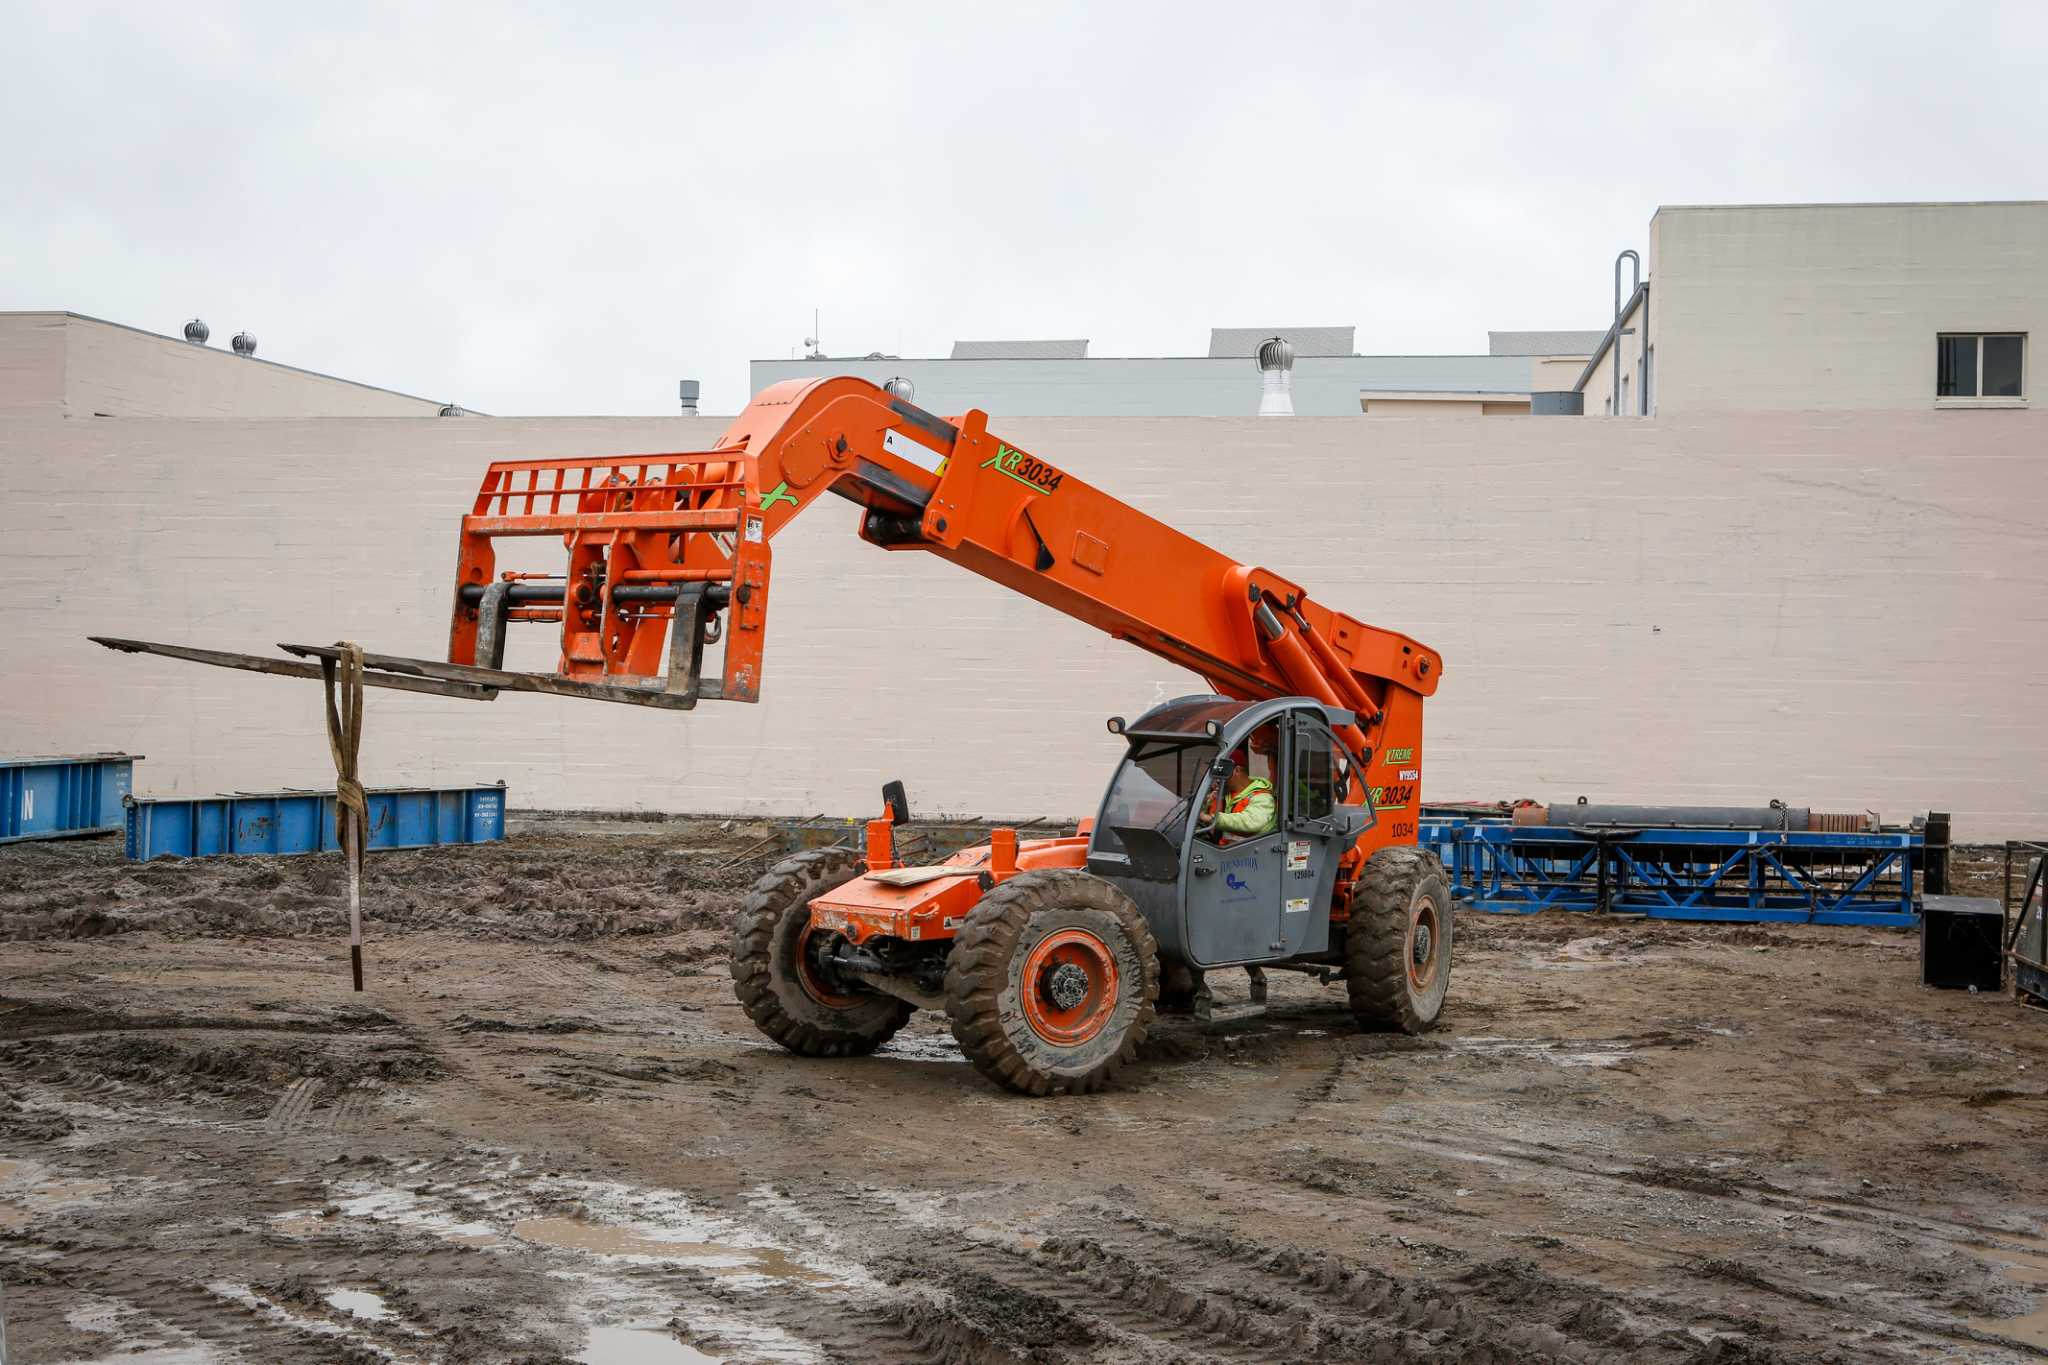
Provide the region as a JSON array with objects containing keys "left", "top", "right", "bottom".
[
  {"left": 1184, "top": 802, "right": 1290, "bottom": 965},
  {"left": 1182, "top": 705, "right": 1353, "bottom": 966},
  {"left": 1271, "top": 709, "right": 1353, "bottom": 957}
]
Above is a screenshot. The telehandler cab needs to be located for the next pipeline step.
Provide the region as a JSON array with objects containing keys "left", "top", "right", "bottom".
[{"left": 98, "top": 375, "right": 1449, "bottom": 1095}]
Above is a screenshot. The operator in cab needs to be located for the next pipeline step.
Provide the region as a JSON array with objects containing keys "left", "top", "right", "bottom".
[{"left": 1201, "top": 741, "right": 1276, "bottom": 843}]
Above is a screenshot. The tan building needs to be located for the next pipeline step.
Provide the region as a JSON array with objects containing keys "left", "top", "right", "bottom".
[
  {"left": 0, "top": 311, "right": 459, "bottom": 419},
  {"left": 1580, "top": 200, "right": 2044, "bottom": 416}
]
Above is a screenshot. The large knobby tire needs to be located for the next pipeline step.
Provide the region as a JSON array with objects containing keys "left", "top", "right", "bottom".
[
  {"left": 730, "top": 848, "right": 913, "bottom": 1057},
  {"left": 944, "top": 870, "right": 1158, "bottom": 1096},
  {"left": 1346, "top": 847, "right": 1452, "bottom": 1034}
]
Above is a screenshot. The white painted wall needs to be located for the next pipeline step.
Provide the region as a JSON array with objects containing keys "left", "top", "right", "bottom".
[{"left": 2, "top": 410, "right": 2043, "bottom": 836}]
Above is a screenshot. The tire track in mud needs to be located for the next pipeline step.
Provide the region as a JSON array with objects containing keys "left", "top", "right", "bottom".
[
  {"left": 1092, "top": 1206, "right": 1669, "bottom": 1363},
  {"left": 766, "top": 1182, "right": 1629, "bottom": 1364},
  {"left": 4, "top": 1237, "right": 432, "bottom": 1364},
  {"left": 266, "top": 1075, "right": 326, "bottom": 1131},
  {"left": 326, "top": 1078, "right": 383, "bottom": 1130},
  {"left": 1303, "top": 1121, "right": 2048, "bottom": 1360}
]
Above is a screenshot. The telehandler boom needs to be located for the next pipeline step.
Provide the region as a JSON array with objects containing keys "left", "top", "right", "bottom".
[{"left": 100, "top": 375, "right": 1449, "bottom": 1095}]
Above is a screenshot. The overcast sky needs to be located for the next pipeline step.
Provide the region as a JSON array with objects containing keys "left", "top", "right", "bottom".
[{"left": 6, "top": 2, "right": 2044, "bottom": 415}]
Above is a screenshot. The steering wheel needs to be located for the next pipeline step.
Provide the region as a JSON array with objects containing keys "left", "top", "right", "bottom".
[{"left": 1152, "top": 793, "right": 1194, "bottom": 834}]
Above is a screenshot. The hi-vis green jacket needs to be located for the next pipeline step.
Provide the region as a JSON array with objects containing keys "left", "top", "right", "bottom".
[{"left": 1213, "top": 777, "right": 1276, "bottom": 838}]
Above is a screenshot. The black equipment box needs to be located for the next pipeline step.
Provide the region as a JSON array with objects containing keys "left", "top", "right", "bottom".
[{"left": 1920, "top": 895, "right": 2005, "bottom": 991}]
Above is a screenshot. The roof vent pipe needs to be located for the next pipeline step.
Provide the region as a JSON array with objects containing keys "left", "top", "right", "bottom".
[
  {"left": 182, "top": 319, "right": 209, "bottom": 345},
  {"left": 1256, "top": 336, "right": 1295, "bottom": 417},
  {"left": 231, "top": 332, "right": 257, "bottom": 357},
  {"left": 677, "top": 380, "right": 700, "bottom": 416},
  {"left": 1611, "top": 250, "right": 1640, "bottom": 418},
  {"left": 1613, "top": 250, "right": 1640, "bottom": 319}
]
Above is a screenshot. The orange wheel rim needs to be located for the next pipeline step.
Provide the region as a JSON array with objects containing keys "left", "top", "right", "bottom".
[
  {"left": 1019, "top": 928, "right": 1119, "bottom": 1046},
  {"left": 795, "top": 918, "right": 862, "bottom": 1009},
  {"left": 1408, "top": 899, "right": 1442, "bottom": 991}
]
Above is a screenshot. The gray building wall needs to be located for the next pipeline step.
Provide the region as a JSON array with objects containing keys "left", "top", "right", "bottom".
[
  {"left": 749, "top": 354, "right": 1536, "bottom": 416},
  {"left": 4, "top": 407, "right": 2044, "bottom": 837}
]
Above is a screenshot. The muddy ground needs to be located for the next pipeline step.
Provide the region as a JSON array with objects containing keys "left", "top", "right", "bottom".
[{"left": 1, "top": 819, "right": 2043, "bottom": 1364}]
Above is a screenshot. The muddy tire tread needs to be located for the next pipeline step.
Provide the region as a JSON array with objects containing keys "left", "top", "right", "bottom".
[
  {"left": 1345, "top": 847, "right": 1450, "bottom": 1034},
  {"left": 730, "top": 848, "right": 913, "bottom": 1057},
  {"left": 943, "top": 870, "right": 1158, "bottom": 1096}
]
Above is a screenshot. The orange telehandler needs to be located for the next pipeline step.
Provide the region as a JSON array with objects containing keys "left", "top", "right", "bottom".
[{"left": 98, "top": 376, "right": 1449, "bottom": 1095}]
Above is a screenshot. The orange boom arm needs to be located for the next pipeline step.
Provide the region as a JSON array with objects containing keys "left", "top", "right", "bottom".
[{"left": 447, "top": 376, "right": 1440, "bottom": 783}]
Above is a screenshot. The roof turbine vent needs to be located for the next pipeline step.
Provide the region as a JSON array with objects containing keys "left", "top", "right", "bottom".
[
  {"left": 1256, "top": 335, "right": 1295, "bottom": 417},
  {"left": 882, "top": 377, "right": 914, "bottom": 402},
  {"left": 183, "top": 319, "right": 210, "bottom": 345},
  {"left": 231, "top": 332, "right": 258, "bottom": 357}
]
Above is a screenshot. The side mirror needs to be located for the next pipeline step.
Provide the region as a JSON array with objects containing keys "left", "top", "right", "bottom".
[
  {"left": 1209, "top": 756, "right": 1234, "bottom": 781},
  {"left": 882, "top": 780, "right": 910, "bottom": 827}
]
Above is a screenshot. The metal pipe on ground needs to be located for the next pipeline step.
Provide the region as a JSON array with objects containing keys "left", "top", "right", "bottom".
[{"left": 1512, "top": 802, "right": 1820, "bottom": 831}]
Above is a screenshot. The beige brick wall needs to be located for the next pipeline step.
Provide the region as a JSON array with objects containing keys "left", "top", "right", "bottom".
[
  {"left": 2, "top": 410, "right": 2043, "bottom": 837},
  {"left": 0, "top": 314, "right": 66, "bottom": 418}
]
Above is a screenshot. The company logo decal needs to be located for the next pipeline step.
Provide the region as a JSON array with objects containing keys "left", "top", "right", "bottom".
[
  {"left": 1382, "top": 746, "right": 1414, "bottom": 765},
  {"left": 1220, "top": 852, "right": 1259, "bottom": 902},
  {"left": 760, "top": 481, "right": 799, "bottom": 511},
  {"left": 980, "top": 444, "right": 1065, "bottom": 495}
]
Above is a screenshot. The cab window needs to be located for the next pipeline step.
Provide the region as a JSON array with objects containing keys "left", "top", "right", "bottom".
[{"left": 1290, "top": 720, "right": 1337, "bottom": 821}]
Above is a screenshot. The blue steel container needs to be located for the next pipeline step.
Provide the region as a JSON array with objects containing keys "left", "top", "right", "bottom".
[
  {"left": 0, "top": 753, "right": 139, "bottom": 843},
  {"left": 125, "top": 781, "right": 505, "bottom": 861}
]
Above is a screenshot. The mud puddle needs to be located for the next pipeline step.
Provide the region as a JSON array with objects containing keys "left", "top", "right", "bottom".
[
  {"left": 578, "top": 1324, "right": 721, "bottom": 1363},
  {"left": 1967, "top": 1233, "right": 2048, "bottom": 1350},
  {"left": 513, "top": 1214, "right": 842, "bottom": 1286},
  {"left": 1450, "top": 1035, "right": 1640, "bottom": 1067},
  {"left": 1526, "top": 934, "right": 1668, "bottom": 970},
  {"left": 875, "top": 1032, "right": 965, "bottom": 1064},
  {"left": 325, "top": 1286, "right": 395, "bottom": 1323}
]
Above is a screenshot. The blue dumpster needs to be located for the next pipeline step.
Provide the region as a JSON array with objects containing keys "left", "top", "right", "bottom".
[
  {"left": 0, "top": 753, "right": 139, "bottom": 844},
  {"left": 125, "top": 782, "right": 506, "bottom": 861}
]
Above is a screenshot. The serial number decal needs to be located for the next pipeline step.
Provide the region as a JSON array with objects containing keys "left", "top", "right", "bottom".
[
  {"left": 1398, "top": 768, "right": 1419, "bottom": 781},
  {"left": 1381, "top": 746, "right": 1414, "bottom": 765},
  {"left": 980, "top": 443, "right": 1065, "bottom": 495},
  {"left": 1370, "top": 783, "right": 1415, "bottom": 812}
]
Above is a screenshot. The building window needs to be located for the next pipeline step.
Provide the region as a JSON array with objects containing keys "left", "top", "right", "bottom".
[{"left": 1937, "top": 333, "right": 2026, "bottom": 399}]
